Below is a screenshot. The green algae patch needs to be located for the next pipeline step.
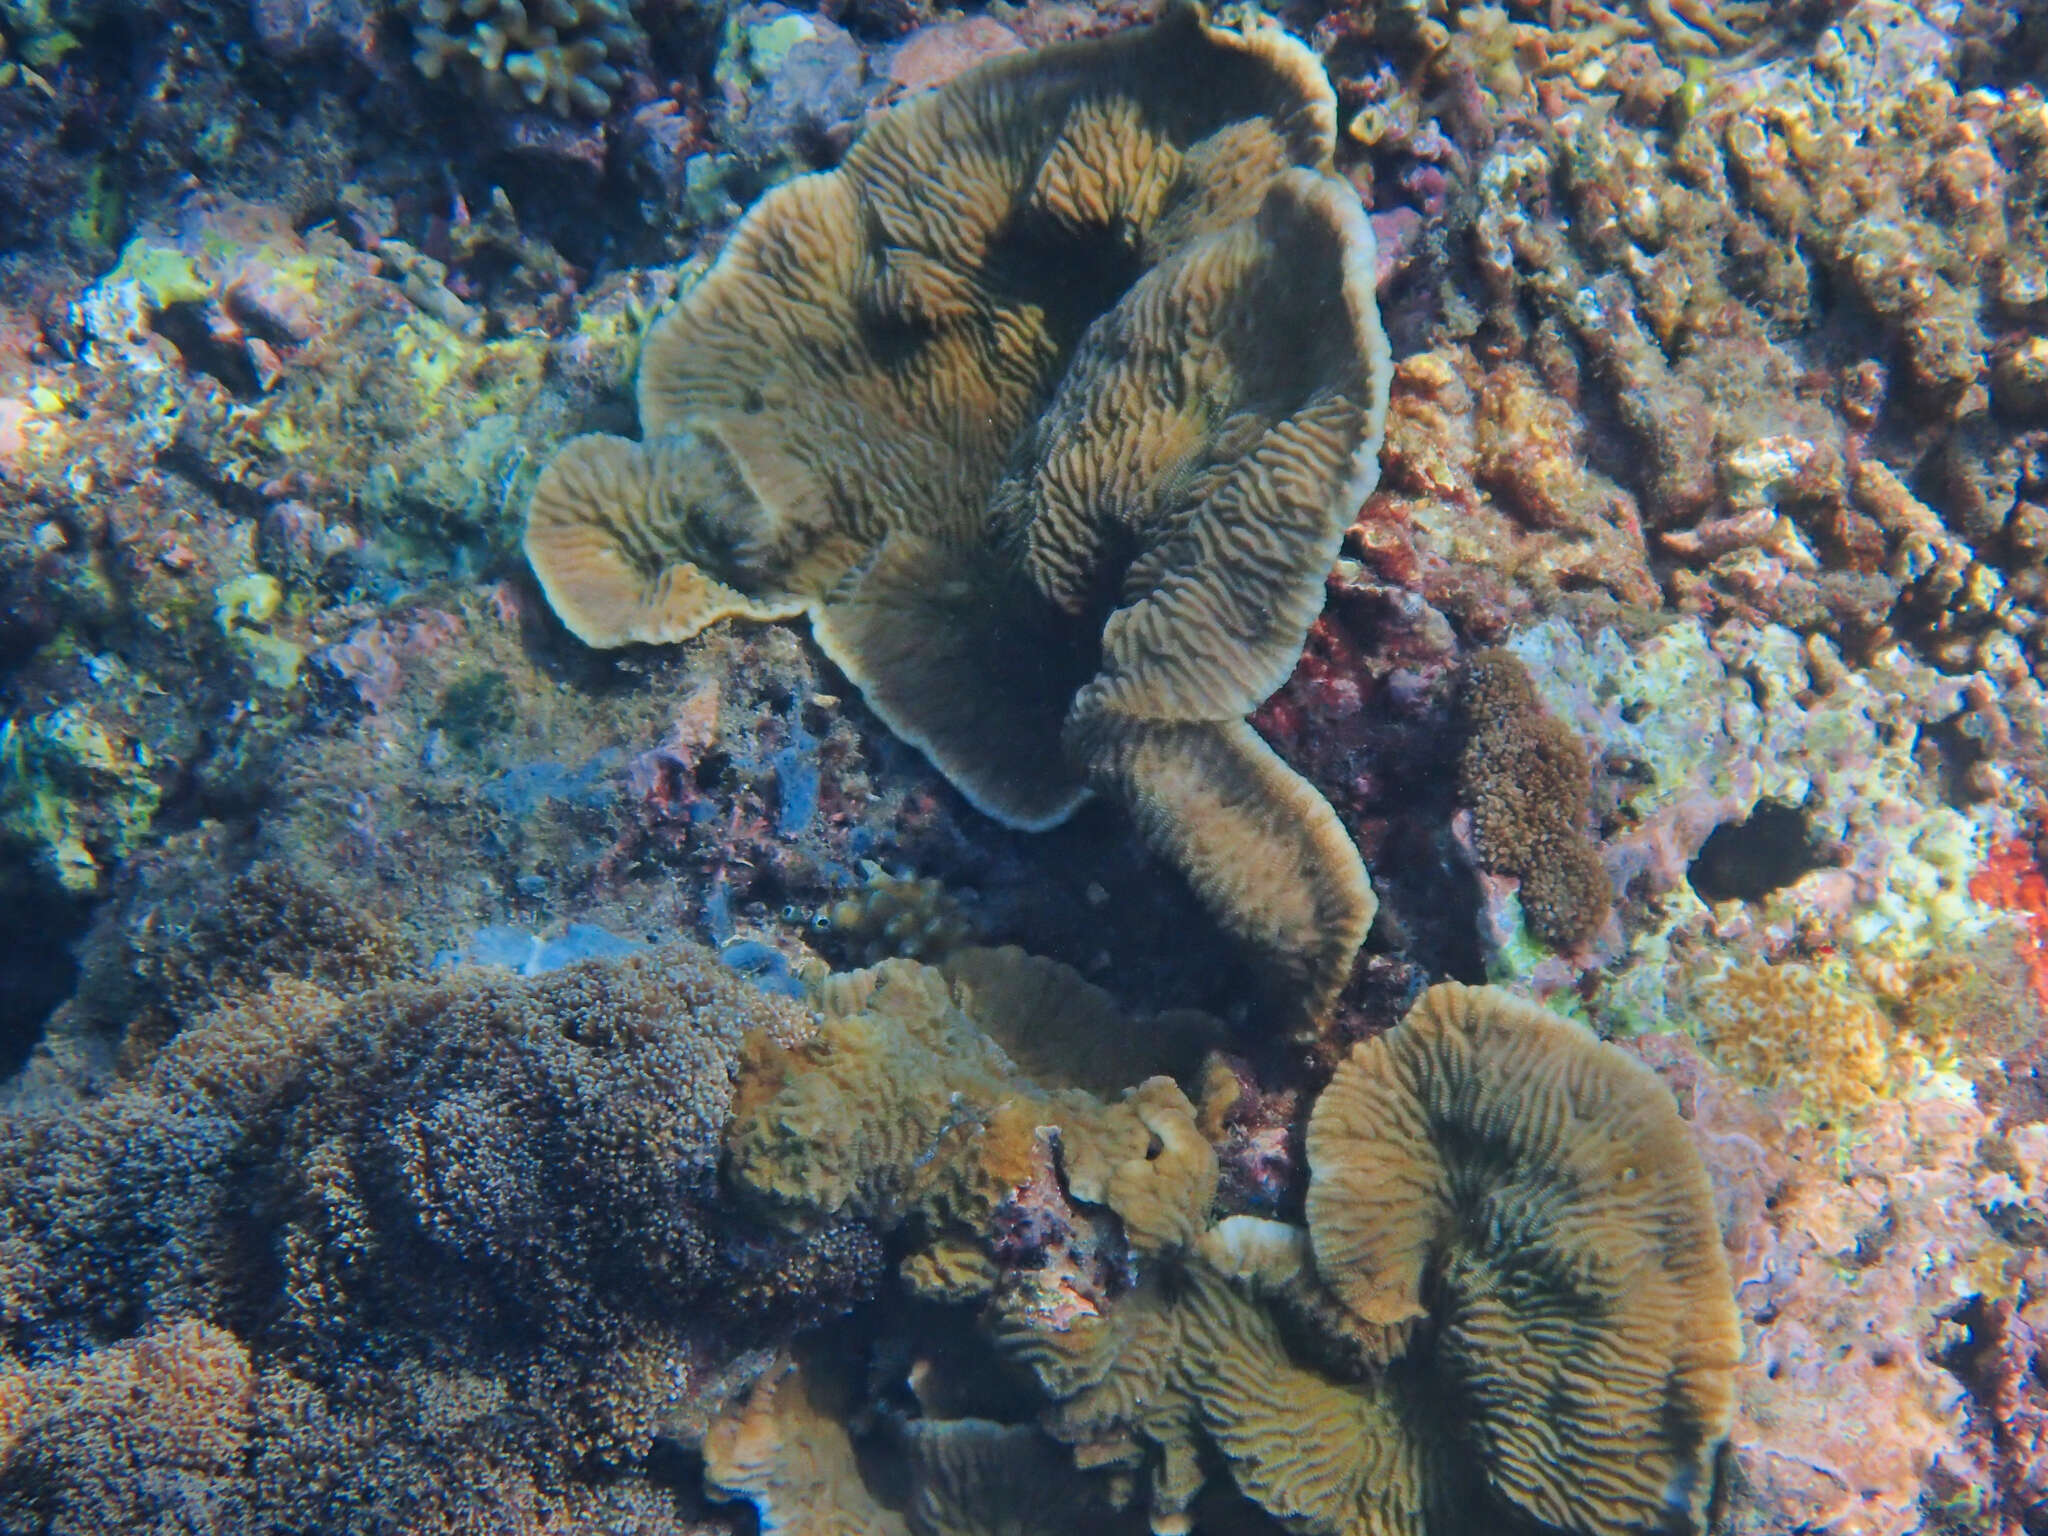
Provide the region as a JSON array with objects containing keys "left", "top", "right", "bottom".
[{"left": 0, "top": 704, "right": 163, "bottom": 894}]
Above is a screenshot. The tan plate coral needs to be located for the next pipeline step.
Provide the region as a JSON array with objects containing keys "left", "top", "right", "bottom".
[
  {"left": 525, "top": 4, "right": 1393, "bottom": 1024},
  {"left": 1302, "top": 981, "right": 1740, "bottom": 1535},
  {"left": 711, "top": 955, "right": 1739, "bottom": 1536}
]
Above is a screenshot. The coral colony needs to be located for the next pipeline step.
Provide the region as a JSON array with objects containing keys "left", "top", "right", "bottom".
[{"left": 0, "top": 0, "right": 2046, "bottom": 1532}]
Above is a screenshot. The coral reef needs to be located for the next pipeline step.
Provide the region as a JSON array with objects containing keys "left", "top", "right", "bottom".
[
  {"left": 1636, "top": 1031, "right": 2048, "bottom": 1536},
  {"left": 525, "top": 8, "right": 1393, "bottom": 1025},
  {"left": 2, "top": 0, "right": 2047, "bottom": 1526}
]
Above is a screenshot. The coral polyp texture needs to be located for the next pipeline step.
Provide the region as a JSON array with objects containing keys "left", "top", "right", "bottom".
[
  {"left": 1455, "top": 647, "right": 1613, "bottom": 950},
  {"left": 525, "top": 5, "right": 1392, "bottom": 1024}
]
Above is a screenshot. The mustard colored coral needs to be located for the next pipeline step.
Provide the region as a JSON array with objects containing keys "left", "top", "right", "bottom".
[
  {"left": 718, "top": 960, "right": 1737, "bottom": 1536},
  {"left": 1305, "top": 982, "right": 1738, "bottom": 1536},
  {"left": 525, "top": 5, "right": 1392, "bottom": 1025},
  {"left": 724, "top": 946, "right": 1216, "bottom": 1269},
  {"left": 1688, "top": 958, "right": 1901, "bottom": 1118}
]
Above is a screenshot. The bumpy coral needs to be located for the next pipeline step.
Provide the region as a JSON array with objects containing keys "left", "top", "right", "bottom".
[
  {"left": 725, "top": 946, "right": 1215, "bottom": 1278},
  {"left": 526, "top": 6, "right": 1392, "bottom": 1024},
  {"left": 406, "top": 0, "right": 642, "bottom": 117},
  {"left": 818, "top": 860, "right": 980, "bottom": 965},
  {"left": 0, "top": 944, "right": 877, "bottom": 1524},
  {"left": 1456, "top": 648, "right": 1613, "bottom": 949}
]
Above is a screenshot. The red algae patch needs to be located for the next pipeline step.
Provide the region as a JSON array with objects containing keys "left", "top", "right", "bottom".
[{"left": 1972, "top": 837, "right": 2048, "bottom": 1007}]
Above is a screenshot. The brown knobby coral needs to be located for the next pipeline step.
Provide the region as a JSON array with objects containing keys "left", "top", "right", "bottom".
[
  {"left": 724, "top": 945, "right": 1218, "bottom": 1278},
  {"left": 1457, "top": 648, "right": 1613, "bottom": 949},
  {"left": 1686, "top": 957, "right": 1893, "bottom": 1118},
  {"left": 1304, "top": 981, "right": 1738, "bottom": 1536},
  {"left": 526, "top": 5, "right": 1393, "bottom": 1023}
]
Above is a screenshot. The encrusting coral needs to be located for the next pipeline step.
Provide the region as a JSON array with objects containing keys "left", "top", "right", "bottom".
[
  {"left": 713, "top": 961, "right": 1738, "bottom": 1536},
  {"left": 525, "top": 5, "right": 1393, "bottom": 1024}
]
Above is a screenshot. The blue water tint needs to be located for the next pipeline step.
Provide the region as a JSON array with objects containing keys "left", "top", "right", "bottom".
[
  {"left": 772, "top": 703, "right": 819, "bottom": 836},
  {"left": 718, "top": 939, "right": 808, "bottom": 998},
  {"left": 480, "top": 748, "right": 622, "bottom": 817},
  {"left": 703, "top": 874, "right": 736, "bottom": 945},
  {"left": 434, "top": 922, "right": 647, "bottom": 976}
]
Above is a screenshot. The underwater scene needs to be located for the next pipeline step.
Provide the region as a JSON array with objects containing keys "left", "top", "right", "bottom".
[{"left": 0, "top": 0, "right": 2046, "bottom": 1527}]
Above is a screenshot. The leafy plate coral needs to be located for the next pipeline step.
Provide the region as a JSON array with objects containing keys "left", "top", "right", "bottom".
[{"left": 525, "top": 5, "right": 1393, "bottom": 1024}]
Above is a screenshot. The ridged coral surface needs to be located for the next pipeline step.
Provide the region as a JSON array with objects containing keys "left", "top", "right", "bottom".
[
  {"left": 6, "top": 0, "right": 2048, "bottom": 1528},
  {"left": 526, "top": 9, "right": 1392, "bottom": 1024}
]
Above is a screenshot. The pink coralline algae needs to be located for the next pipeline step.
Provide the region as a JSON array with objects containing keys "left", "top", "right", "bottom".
[
  {"left": 312, "top": 609, "right": 466, "bottom": 714},
  {"left": 1636, "top": 1032, "right": 2048, "bottom": 1536}
]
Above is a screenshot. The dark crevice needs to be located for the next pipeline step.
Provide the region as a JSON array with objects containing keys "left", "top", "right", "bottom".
[
  {"left": 0, "top": 876, "right": 88, "bottom": 1079},
  {"left": 1688, "top": 800, "right": 1825, "bottom": 904}
]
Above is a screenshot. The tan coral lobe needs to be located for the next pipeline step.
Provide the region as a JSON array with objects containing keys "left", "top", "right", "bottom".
[
  {"left": 525, "top": 4, "right": 1392, "bottom": 1022},
  {"left": 1305, "top": 982, "right": 1739, "bottom": 1536}
]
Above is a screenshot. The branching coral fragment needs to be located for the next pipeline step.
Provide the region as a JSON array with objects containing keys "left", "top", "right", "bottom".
[{"left": 407, "top": 0, "right": 640, "bottom": 117}]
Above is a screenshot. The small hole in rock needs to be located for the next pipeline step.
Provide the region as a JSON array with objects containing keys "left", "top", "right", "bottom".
[{"left": 1689, "top": 801, "right": 1824, "bottom": 904}]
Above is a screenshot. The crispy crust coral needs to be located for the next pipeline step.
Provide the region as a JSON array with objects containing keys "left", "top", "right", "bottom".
[{"left": 525, "top": 6, "right": 1391, "bottom": 1025}]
